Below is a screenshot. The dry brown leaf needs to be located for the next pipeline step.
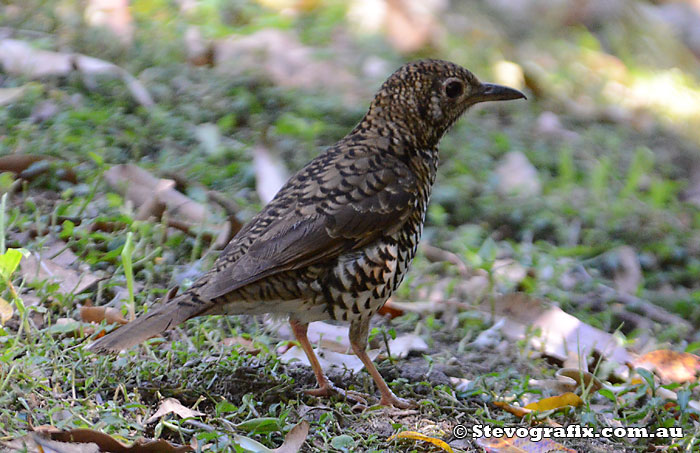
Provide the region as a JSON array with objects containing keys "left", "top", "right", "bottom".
[
  {"left": 80, "top": 306, "right": 128, "bottom": 325},
  {"left": 529, "top": 368, "right": 603, "bottom": 394},
  {"left": 20, "top": 251, "right": 101, "bottom": 295},
  {"left": 633, "top": 349, "right": 700, "bottom": 383},
  {"left": 272, "top": 420, "right": 309, "bottom": 453},
  {"left": 480, "top": 293, "right": 633, "bottom": 378},
  {"left": 221, "top": 336, "right": 261, "bottom": 354},
  {"left": 104, "top": 164, "right": 212, "bottom": 225},
  {"left": 30, "top": 427, "right": 193, "bottom": 453},
  {"left": 145, "top": 398, "right": 204, "bottom": 424},
  {"left": 44, "top": 241, "right": 79, "bottom": 267},
  {"left": 0, "top": 39, "right": 152, "bottom": 107},
  {"left": 213, "top": 29, "right": 360, "bottom": 104},
  {"left": 376, "top": 299, "right": 405, "bottom": 318},
  {"left": 0, "top": 154, "right": 77, "bottom": 183},
  {"left": 253, "top": 145, "right": 288, "bottom": 204}
]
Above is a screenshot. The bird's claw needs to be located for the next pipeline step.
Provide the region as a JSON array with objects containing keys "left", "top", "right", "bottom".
[
  {"left": 304, "top": 383, "right": 369, "bottom": 406},
  {"left": 379, "top": 394, "right": 417, "bottom": 409}
]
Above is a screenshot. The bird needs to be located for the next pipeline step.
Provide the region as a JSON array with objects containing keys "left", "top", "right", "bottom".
[{"left": 87, "top": 59, "right": 525, "bottom": 408}]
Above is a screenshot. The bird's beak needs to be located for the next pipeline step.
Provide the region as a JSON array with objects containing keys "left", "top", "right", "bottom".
[{"left": 471, "top": 83, "right": 527, "bottom": 103}]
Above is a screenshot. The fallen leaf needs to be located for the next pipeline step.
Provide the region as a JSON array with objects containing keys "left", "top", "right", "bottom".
[
  {"left": 529, "top": 368, "right": 603, "bottom": 394},
  {"left": 388, "top": 431, "right": 453, "bottom": 453},
  {"left": 20, "top": 251, "right": 101, "bottom": 295},
  {"left": 104, "top": 164, "right": 212, "bottom": 225},
  {"left": 145, "top": 398, "right": 204, "bottom": 424},
  {"left": 0, "top": 155, "right": 78, "bottom": 184},
  {"left": 80, "top": 306, "right": 128, "bottom": 325},
  {"left": 272, "top": 420, "right": 309, "bottom": 453},
  {"left": 44, "top": 427, "right": 191, "bottom": 452},
  {"left": 44, "top": 241, "right": 80, "bottom": 267},
  {"left": 471, "top": 318, "right": 506, "bottom": 350},
  {"left": 231, "top": 419, "right": 309, "bottom": 453},
  {"left": 492, "top": 401, "right": 532, "bottom": 418},
  {"left": 0, "top": 297, "right": 13, "bottom": 324},
  {"left": 632, "top": 349, "right": 700, "bottom": 383},
  {"left": 213, "top": 29, "right": 360, "bottom": 104},
  {"left": 379, "top": 300, "right": 442, "bottom": 315},
  {"left": 386, "top": 333, "right": 428, "bottom": 359},
  {"left": 524, "top": 392, "right": 583, "bottom": 412},
  {"left": 0, "top": 39, "right": 152, "bottom": 107},
  {"left": 253, "top": 145, "right": 288, "bottom": 204},
  {"left": 449, "top": 377, "right": 473, "bottom": 392},
  {"left": 279, "top": 345, "right": 379, "bottom": 373},
  {"left": 654, "top": 385, "right": 700, "bottom": 412},
  {"left": 275, "top": 320, "right": 352, "bottom": 353},
  {"left": 376, "top": 299, "right": 404, "bottom": 319},
  {"left": 221, "top": 336, "right": 261, "bottom": 354},
  {"left": 480, "top": 293, "right": 633, "bottom": 378},
  {"left": 476, "top": 435, "right": 576, "bottom": 453}
]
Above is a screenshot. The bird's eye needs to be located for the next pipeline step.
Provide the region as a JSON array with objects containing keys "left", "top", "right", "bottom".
[{"left": 444, "top": 80, "right": 464, "bottom": 99}]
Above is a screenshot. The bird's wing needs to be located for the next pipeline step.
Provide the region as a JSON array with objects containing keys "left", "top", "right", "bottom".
[{"left": 198, "top": 154, "right": 417, "bottom": 301}]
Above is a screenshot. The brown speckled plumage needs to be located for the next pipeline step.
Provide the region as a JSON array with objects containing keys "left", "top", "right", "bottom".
[{"left": 88, "top": 59, "right": 525, "bottom": 407}]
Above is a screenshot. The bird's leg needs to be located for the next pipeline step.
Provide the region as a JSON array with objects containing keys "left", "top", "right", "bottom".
[
  {"left": 289, "top": 319, "right": 367, "bottom": 405},
  {"left": 349, "top": 318, "right": 416, "bottom": 409}
]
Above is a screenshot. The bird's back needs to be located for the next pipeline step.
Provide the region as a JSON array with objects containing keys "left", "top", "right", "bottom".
[{"left": 190, "top": 132, "right": 438, "bottom": 323}]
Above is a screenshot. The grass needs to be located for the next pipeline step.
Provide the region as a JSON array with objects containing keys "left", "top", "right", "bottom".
[{"left": 2, "top": 0, "right": 700, "bottom": 451}]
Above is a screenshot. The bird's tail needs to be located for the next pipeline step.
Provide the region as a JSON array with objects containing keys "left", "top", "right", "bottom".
[{"left": 86, "top": 291, "right": 209, "bottom": 353}]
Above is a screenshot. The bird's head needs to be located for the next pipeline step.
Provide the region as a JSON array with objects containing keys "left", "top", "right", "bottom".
[{"left": 362, "top": 59, "right": 526, "bottom": 148}]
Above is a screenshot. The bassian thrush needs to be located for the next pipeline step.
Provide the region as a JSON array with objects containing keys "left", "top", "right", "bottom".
[{"left": 88, "top": 59, "right": 526, "bottom": 408}]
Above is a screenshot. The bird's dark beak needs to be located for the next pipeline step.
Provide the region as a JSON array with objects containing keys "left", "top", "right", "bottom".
[{"left": 472, "top": 83, "right": 527, "bottom": 103}]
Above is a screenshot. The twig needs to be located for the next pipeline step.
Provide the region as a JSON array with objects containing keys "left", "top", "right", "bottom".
[{"left": 421, "top": 243, "right": 470, "bottom": 277}]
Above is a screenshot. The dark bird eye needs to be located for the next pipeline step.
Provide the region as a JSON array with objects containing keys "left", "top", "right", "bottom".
[{"left": 444, "top": 80, "right": 464, "bottom": 99}]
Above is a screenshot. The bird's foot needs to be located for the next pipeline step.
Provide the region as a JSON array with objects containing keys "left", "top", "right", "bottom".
[
  {"left": 305, "top": 383, "right": 369, "bottom": 406},
  {"left": 379, "top": 393, "right": 417, "bottom": 409}
]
